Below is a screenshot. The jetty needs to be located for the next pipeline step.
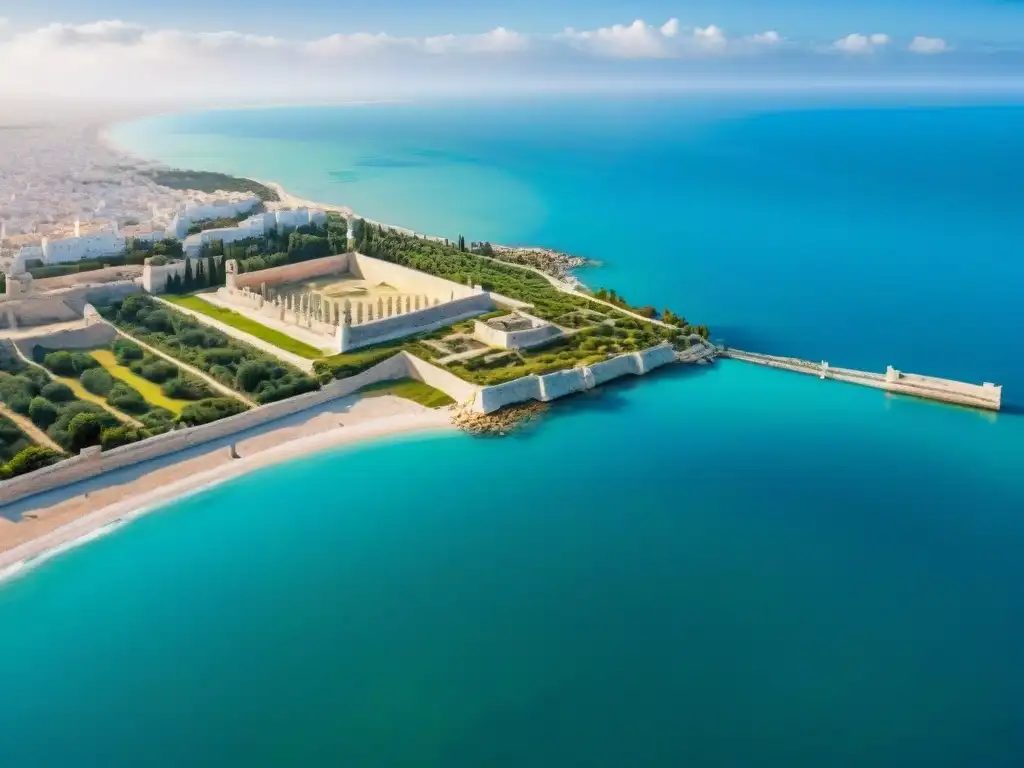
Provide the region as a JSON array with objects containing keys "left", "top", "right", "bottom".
[{"left": 721, "top": 348, "right": 1002, "bottom": 412}]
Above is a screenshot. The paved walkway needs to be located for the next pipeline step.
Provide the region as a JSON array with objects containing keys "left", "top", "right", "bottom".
[
  {"left": 107, "top": 324, "right": 259, "bottom": 409},
  {"left": 156, "top": 295, "right": 320, "bottom": 373},
  {"left": 0, "top": 402, "right": 64, "bottom": 453}
]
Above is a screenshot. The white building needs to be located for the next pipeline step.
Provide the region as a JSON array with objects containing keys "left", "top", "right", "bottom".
[
  {"left": 13, "top": 221, "right": 126, "bottom": 266},
  {"left": 165, "top": 196, "right": 261, "bottom": 239},
  {"left": 182, "top": 216, "right": 266, "bottom": 256},
  {"left": 239, "top": 208, "right": 327, "bottom": 235}
]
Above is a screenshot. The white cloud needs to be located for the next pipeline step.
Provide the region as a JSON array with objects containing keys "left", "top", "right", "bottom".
[
  {"left": 832, "top": 32, "right": 890, "bottom": 54},
  {"left": 421, "top": 27, "right": 529, "bottom": 55},
  {"left": 909, "top": 36, "right": 949, "bottom": 54},
  {"left": 562, "top": 19, "right": 679, "bottom": 58},
  {"left": 750, "top": 31, "right": 783, "bottom": 46},
  {"left": 0, "top": 17, "right": 993, "bottom": 103},
  {"left": 660, "top": 19, "right": 680, "bottom": 39},
  {"left": 693, "top": 25, "right": 728, "bottom": 52}
]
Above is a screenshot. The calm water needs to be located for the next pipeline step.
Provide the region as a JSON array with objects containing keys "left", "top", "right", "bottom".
[{"left": 1, "top": 96, "right": 1023, "bottom": 767}]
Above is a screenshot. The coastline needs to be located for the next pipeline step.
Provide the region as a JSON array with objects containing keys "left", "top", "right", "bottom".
[
  {"left": 99, "top": 121, "right": 593, "bottom": 286},
  {"left": 0, "top": 397, "right": 457, "bottom": 583}
]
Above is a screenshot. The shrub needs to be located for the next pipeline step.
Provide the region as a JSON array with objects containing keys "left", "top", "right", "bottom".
[
  {"left": 2, "top": 445, "right": 63, "bottom": 477},
  {"left": 80, "top": 367, "right": 115, "bottom": 396},
  {"left": 178, "top": 397, "right": 248, "bottom": 426},
  {"left": 142, "top": 310, "right": 175, "bottom": 333},
  {"left": 138, "top": 360, "right": 178, "bottom": 383},
  {"left": 65, "top": 412, "right": 106, "bottom": 452},
  {"left": 235, "top": 360, "right": 272, "bottom": 392},
  {"left": 100, "top": 425, "right": 147, "bottom": 450},
  {"left": 42, "top": 350, "right": 98, "bottom": 376},
  {"left": 203, "top": 348, "right": 246, "bottom": 366},
  {"left": 28, "top": 396, "right": 59, "bottom": 428},
  {"left": 112, "top": 339, "right": 144, "bottom": 364},
  {"left": 71, "top": 353, "right": 99, "bottom": 373},
  {"left": 140, "top": 409, "right": 175, "bottom": 432},
  {"left": 40, "top": 380, "right": 75, "bottom": 402},
  {"left": 107, "top": 383, "right": 149, "bottom": 415},
  {"left": 43, "top": 351, "right": 76, "bottom": 376},
  {"left": 161, "top": 377, "right": 209, "bottom": 400}
]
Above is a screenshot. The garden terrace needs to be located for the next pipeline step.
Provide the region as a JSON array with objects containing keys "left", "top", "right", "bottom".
[
  {"left": 0, "top": 343, "right": 124, "bottom": 455},
  {"left": 98, "top": 295, "right": 319, "bottom": 404},
  {"left": 163, "top": 295, "right": 324, "bottom": 359}
]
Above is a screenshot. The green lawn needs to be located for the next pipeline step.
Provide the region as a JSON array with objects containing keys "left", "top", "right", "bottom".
[
  {"left": 91, "top": 350, "right": 192, "bottom": 414},
  {"left": 164, "top": 295, "right": 326, "bottom": 360},
  {"left": 357, "top": 378, "right": 455, "bottom": 408}
]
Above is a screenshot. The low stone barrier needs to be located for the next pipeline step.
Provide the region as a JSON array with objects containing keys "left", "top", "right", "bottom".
[
  {"left": 470, "top": 343, "right": 676, "bottom": 414},
  {"left": 0, "top": 352, "right": 446, "bottom": 507}
]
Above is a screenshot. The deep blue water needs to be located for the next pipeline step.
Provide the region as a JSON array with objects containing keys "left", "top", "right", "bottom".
[{"left": 1, "top": 95, "right": 1022, "bottom": 767}]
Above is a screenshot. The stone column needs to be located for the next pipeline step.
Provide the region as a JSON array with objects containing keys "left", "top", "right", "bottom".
[
  {"left": 386, "top": 297, "right": 394, "bottom": 316},
  {"left": 356, "top": 302, "right": 364, "bottom": 324},
  {"left": 377, "top": 298, "right": 384, "bottom": 318}
]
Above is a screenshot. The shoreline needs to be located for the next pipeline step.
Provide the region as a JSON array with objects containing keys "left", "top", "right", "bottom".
[
  {"left": 99, "top": 121, "right": 594, "bottom": 287},
  {"left": 0, "top": 400, "right": 457, "bottom": 583}
]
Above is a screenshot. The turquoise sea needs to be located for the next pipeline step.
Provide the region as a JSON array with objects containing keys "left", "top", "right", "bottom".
[{"left": 2, "top": 95, "right": 1024, "bottom": 766}]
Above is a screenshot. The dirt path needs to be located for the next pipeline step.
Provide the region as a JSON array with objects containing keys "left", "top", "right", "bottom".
[
  {"left": 0, "top": 402, "right": 64, "bottom": 454},
  {"left": 108, "top": 325, "right": 258, "bottom": 409}
]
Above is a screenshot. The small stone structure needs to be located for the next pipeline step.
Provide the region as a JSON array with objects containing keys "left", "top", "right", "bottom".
[
  {"left": 212, "top": 252, "right": 496, "bottom": 353},
  {"left": 473, "top": 311, "right": 562, "bottom": 350},
  {"left": 1, "top": 266, "right": 140, "bottom": 330}
]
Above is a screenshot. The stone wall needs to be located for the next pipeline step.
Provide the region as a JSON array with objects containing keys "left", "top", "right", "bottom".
[
  {"left": 473, "top": 313, "right": 562, "bottom": 350},
  {"left": 401, "top": 352, "right": 479, "bottom": 405},
  {"left": 350, "top": 253, "right": 481, "bottom": 301},
  {"left": 470, "top": 343, "right": 677, "bottom": 414},
  {"left": 342, "top": 292, "right": 494, "bottom": 352},
  {"left": 0, "top": 350, "right": 476, "bottom": 507},
  {"left": 142, "top": 256, "right": 223, "bottom": 294},
  {"left": 12, "top": 323, "right": 117, "bottom": 358},
  {"left": 232, "top": 254, "right": 349, "bottom": 290}
]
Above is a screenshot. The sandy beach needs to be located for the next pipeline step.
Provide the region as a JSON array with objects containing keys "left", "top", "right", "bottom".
[{"left": 0, "top": 394, "right": 456, "bottom": 582}]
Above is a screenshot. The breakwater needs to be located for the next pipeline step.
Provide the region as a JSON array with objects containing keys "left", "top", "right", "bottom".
[{"left": 722, "top": 349, "right": 1002, "bottom": 411}]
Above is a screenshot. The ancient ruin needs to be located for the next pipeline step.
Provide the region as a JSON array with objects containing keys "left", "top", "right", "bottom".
[{"left": 210, "top": 253, "right": 497, "bottom": 352}]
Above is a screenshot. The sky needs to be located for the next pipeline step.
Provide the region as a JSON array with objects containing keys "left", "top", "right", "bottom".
[{"left": 1, "top": 0, "right": 1023, "bottom": 105}]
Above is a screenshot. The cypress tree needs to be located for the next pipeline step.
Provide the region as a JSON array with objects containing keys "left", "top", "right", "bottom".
[
  {"left": 195, "top": 258, "right": 205, "bottom": 286},
  {"left": 164, "top": 275, "right": 172, "bottom": 293},
  {"left": 183, "top": 256, "right": 193, "bottom": 291}
]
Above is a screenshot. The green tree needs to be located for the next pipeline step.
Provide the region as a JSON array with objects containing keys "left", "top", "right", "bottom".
[
  {"left": 40, "top": 380, "right": 75, "bottom": 402},
  {"left": 80, "top": 367, "right": 115, "bottom": 396},
  {"left": 66, "top": 412, "right": 104, "bottom": 452},
  {"left": 43, "top": 351, "right": 76, "bottom": 376},
  {"left": 28, "top": 396, "right": 58, "bottom": 428},
  {"left": 235, "top": 360, "right": 271, "bottom": 392},
  {"left": 3, "top": 445, "right": 62, "bottom": 477},
  {"left": 100, "top": 425, "right": 145, "bottom": 450},
  {"left": 183, "top": 256, "right": 194, "bottom": 291},
  {"left": 195, "top": 258, "right": 206, "bottom": 286}
]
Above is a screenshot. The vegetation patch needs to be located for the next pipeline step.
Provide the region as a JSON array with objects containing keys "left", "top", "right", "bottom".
[
  {"left": 0, "top": 352, "right": 118, "bottom": 454},
  {"left": 163, "top": 295, "right": 324, "bottom": 359},
  {"left": 356, "top": 378, "right": 455, "bottom": 409},
  {"left": 99, "top": 295, "right": 318, "bottom": 404},
  {"left": 90, "top": 349, "right": 197, "bottom": 414},
  {"left": 143, "top": 169, "right": 279, "bottom": 202}
]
